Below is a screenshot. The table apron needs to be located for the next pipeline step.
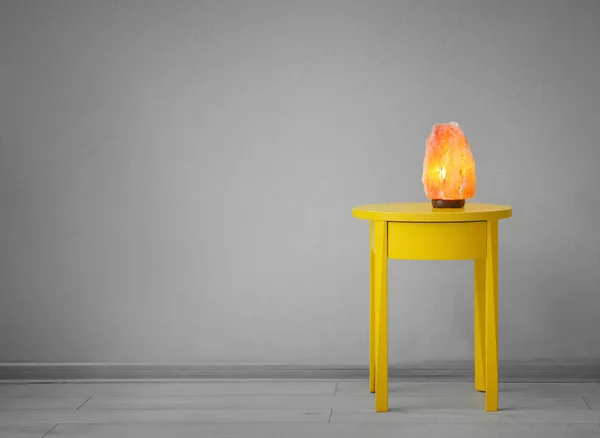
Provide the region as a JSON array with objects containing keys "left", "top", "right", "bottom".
[{"left": 386, "top": 221, "right": 487, "bottom": 260}]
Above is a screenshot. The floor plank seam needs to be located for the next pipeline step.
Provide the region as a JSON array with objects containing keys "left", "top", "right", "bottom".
[
  {"left": 582, "top": 396, "right": 592, "bottom": 409},
  {"left": 40, "top": 424, "right": 58, "bottom": 438},
  {"left": 76, "top": 396, "right": 91, "bottom": 410}
]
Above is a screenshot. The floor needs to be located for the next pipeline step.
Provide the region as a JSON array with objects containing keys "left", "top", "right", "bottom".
[{"left": 1, "top": 380, "right": 600, "bottom": 437}]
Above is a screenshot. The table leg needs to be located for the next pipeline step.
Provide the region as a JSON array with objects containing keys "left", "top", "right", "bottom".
[
  {"left": 369, "top": 221, "right": 376, "bottom": 393},
  {"left": 485, "top": 220, "right": 499, "bottom": 411},
  {"left": 374, "top": 221, "right": 388, "bottom": 412},
  {"left": 474, "top": 258, "right": 486, "bottom": 392}
]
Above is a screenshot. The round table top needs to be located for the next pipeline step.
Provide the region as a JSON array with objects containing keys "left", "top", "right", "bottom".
[{"left": 352, "top": 202, "right": 512, "bottom": 222}]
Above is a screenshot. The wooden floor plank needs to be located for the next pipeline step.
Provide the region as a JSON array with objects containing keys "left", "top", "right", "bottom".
[
  {"left": 0, "top": 382, "right": 336, "bottom": 397},
  {"left": 44, "top": 422, "right": 600, "bottom": 438},
  {"left": 581, "top": 396, "right": 600, "bottom": 409},
  {"left": 80, "top": 395, "right": 345, "bottom": 410},
  {"left": 0, "top": 424, "right": 56, "bottom": 438},
  {"left": 336, "top": 382, "right": 600, "bottom": 397},
  {"left": 330, "top": 409, "right": 600, "bottom": 423},
  {"left": 0, "top": 408, "right": 331, "bottom": 424},
  {"left": 0, "top": 397, "right": 88, "bottom": 410},
  {"left": 78, "top": 393, "right": 588, "bottom": 411}
]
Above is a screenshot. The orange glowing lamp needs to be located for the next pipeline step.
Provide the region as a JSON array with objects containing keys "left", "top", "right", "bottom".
[{"left": 422, "top": 122, "right": 476, "bottom": 208}]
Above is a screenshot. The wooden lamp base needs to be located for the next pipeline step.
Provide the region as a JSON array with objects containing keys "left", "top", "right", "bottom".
[{"left": 431, "top": 199, "right": 465, "bottom": 208}]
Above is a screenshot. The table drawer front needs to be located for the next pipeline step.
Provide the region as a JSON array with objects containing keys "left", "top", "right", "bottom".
[{"left": 388, "top": 221, "right": 486, "bottom": 260}]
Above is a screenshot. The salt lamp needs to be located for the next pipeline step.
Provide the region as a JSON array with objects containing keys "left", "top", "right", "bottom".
[{"left": 422, "top": 122, "right": 476, "bottom": 208}]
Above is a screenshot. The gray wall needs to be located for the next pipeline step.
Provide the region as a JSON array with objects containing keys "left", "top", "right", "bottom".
[{"left": 1, "top": 0, "right": 599, "bottom": 366}]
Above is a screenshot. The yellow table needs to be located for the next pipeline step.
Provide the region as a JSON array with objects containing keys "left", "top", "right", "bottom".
[{"left": 352, "top": 203, "right": 512, "bottom": 412}]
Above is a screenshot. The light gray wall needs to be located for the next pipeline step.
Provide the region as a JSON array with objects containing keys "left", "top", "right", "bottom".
[{"left": 1, "top": 0, "right": 599, "bottom": 366}]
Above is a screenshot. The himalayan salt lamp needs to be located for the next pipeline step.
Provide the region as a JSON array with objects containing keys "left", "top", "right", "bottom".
[{"left": 422, "top": 122, "right": 476, "bottom": 208}]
